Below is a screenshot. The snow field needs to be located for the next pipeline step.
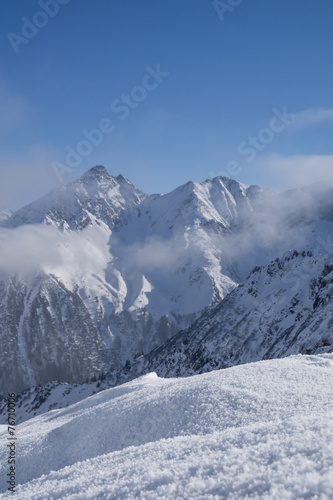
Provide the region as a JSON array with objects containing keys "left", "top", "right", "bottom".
[{"left": 0, "top": 354, "right": 333, "bottom": 498}]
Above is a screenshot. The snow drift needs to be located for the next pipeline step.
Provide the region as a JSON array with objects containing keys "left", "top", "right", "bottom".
[{"left": 0, "top": 354, "right": 333, "bottom": 498}]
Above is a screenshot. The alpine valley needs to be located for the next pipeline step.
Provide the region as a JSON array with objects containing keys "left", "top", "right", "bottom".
[{"left": 0, "top": 165, "right": 333, "bottom": 420}]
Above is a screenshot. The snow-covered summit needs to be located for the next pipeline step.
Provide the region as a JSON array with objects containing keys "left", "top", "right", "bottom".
[
  {"left": 79, "top": 164, "right": 110, "bottom": 181},
  {"left": 2, "top": 168, "right": 267, "bottom": 234},
  {"left": 135, "top": 175, "right": 265, "bottom": 236},
  {"left": 2, "top": 166, "right": 146, "bottom": 230}
]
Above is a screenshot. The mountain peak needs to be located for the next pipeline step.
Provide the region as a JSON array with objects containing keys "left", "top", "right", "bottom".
[
  {"left": 2, "top": 165, "right": 146, "bottom": 230},
  {"left": 89, "top": 165, "right": 109, "bottom": 175},
  {"left": 116, "top": 174, "right": 128, "bottom": 183},
  {"left": 80, "top": 165, "right": 111, "bottom": 182}
]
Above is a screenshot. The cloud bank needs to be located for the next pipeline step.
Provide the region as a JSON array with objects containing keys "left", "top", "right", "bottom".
[
  {"left": 0, "top": 224, "right": 110, "bottom": 278},
  {"left": 256, "top": 154, "right": 333, "bottom": 190}
]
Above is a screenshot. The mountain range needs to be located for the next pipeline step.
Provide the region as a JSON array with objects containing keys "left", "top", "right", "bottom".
[{"left": 0, "top": 165, "right": 333, "bottom": 409}]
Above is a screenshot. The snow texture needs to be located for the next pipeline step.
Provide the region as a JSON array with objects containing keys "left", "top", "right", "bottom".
[{"left": 0, "top": 354, "right": 333, "bottom": 498}]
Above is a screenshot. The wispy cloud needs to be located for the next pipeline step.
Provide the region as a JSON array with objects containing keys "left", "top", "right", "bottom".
[
  {"left": 0, "top": 225, "right": 110, "bottom": 278},
  {"left": 256, "top": 153, "right": 333, "bottom": 189},
  {"left": 292, "top": 107, "right": 333, "bottom": 129}
]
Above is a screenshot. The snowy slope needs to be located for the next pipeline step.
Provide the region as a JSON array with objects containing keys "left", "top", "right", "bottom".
[
  {"left": 0, "top": 354, "right": 333, "bottom": 498},
  {"left": 142, "top": 249, "right": 333, "bottom": 377},
  {"left": 0, "top": 270, "right": 113, "bottom": 395}
]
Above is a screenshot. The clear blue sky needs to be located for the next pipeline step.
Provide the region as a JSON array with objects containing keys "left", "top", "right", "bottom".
[{"left": 1, "top": 0, "right": 333, "bottom": 209}]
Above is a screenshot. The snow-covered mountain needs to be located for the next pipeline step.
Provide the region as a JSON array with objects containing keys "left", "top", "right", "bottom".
[
  {"left": 142, "top": 249, "right": 333, "bottom": 377},
  {"left": 1, "top": 355, "right": 333, "bottom": 498},
  {"left": 1, "top": 165, "right": 333, "bottom": 398},
  {"left": 4, "top": 247, "right": 333, "bottom": 424},
  {"left": 0, "top": 167, "right": 271, "bottom": 396},
  {"left": 2, "top": 165, "right": 146, "bottom": 230}
]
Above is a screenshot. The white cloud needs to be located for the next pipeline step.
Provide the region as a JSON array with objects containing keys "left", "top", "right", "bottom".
[
  {"left": 0, "top": 225, "right": 110, "bottom": 278},
  {"left": 292, "top": 107, "right": 333, "bottom": 129},
  {"left": 256, "top": 154, "right": 333, "bottom": 189}
]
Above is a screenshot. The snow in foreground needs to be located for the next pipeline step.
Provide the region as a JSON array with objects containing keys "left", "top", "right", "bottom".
[{"left": 1, "top": 354, "right": 333, "bottom": 499}]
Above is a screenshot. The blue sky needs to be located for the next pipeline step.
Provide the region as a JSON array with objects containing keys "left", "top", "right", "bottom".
[{"left": 1, "top": 0, "right": 333, "bottom": 209}]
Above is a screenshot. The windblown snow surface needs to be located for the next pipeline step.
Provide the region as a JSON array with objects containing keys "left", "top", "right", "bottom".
[{"left": 1, "top": 354, "right": 333, "bottom": 499}]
